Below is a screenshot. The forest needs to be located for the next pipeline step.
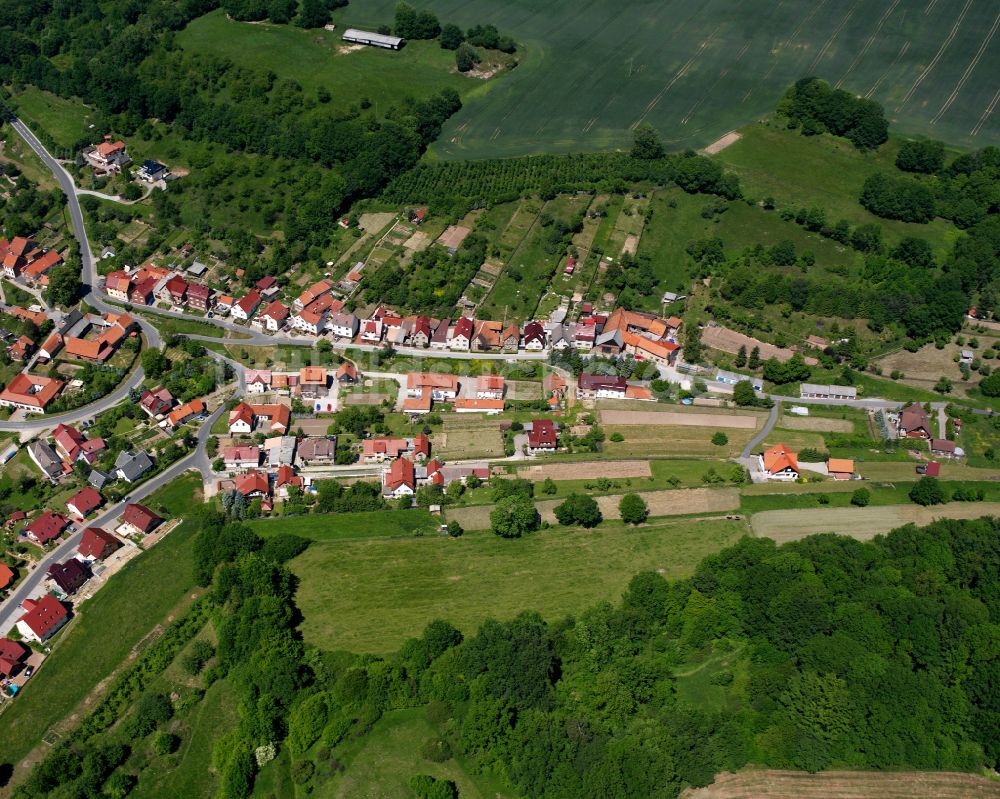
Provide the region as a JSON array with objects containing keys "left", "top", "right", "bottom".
[{"left": 9, "top": 511, "right": 999, "bottom": 798}]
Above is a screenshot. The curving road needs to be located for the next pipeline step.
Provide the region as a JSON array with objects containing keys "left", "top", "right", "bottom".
[
  {"left": 0, "top": 401, "right": 226, "bottom": 635},
  {"left": 0, "top": 119, "right": 163, "bottom": 433}
]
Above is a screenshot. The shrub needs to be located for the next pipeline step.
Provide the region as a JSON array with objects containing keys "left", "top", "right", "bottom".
[
  {"left": 711, "top": 431, "right": 728, "bottom": 446},
  {"left": 426, "top": 699, "right": 453, "bottom": 725},
  {"left": 850, "top": 488, "right": 871, "bottom": 507},
  {"left": 421, "top": 736, "right": 453, "bottom": 762},
  {"left": 181, "top": 640, "right": 214, "bottom": 676},
  {"left": 909, "top": 476, "right": 945, "bottom": 506},
  {"left": 291, "top": 759, "right": 315, "bottom": 785},
  {"left": 152, "top": 731, "right": 178, "bottom": 756},
  {"left": 609, "top": 432, "right": 624, "bottom": 442}
]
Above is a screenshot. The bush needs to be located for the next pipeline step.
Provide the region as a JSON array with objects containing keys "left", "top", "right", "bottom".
[
  {"left": 181, "top": 640, "right": 214, "bottom": 676},
  {"left": 609, "top": 432, "right": 624, "bottom": 442},
  {"left": 152, "top": 731, "right": 178, "bottom": 756},
  {"left": 980, "top": 370, "right": 1000, "bottom": 397},
  {"left": 850, "top": 488, "right": 871, "bottom": 507},
  {"left": 421, "top": 736, "right": 453, "bottom": 762},
  {"left": 291, "top": 759, "right": 315, "bottom": 785},
  {"left": 711, "top": 431, "right": 728, "bottom": 446},
  {"left": 798, "top": 448, "right": 830, "bottom": 462},
  {"left": 446, "top": 521, "right": 463, "bottom": 538},
  {"left": 426, "top": 699, "right": 453, "bottom": 724}
]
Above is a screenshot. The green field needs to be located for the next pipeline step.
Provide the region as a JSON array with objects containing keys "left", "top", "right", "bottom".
[
  {"left": 248, "top": 509, "right": 439, "bottom": 541},
  {"left": 177, "top": 10, "right": 474, "bottom": 107},
  {"left": 288, "top": 517, "right": 746, "bottom": 654},
  {"left": 339, "top": 0, "right": 1000, "bottom": 158},
  {"left": 0, "top": 513, "right": 202, "bottom": 770}
]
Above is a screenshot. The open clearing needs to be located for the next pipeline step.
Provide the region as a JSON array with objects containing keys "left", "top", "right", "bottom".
[
  {"left": 681, "top": 769, "right": 1000, "bottom": 799},
  {"left": 751, "top": 502, "right": 1000, "bottom": 543},
  {"left": 343, "top": 0, "right": 1000, "bottom": 158},
  {"left": 290, "top": 517, "right": 746, "bottom": 653},
  {"left": 518, "top": 460, "right": 652, "bottom": 481},
  {"left": 601, "top": 410, "right": 758, "bottom": 429},
  {"left": 702, "top": 325, "right": 818, "bottom": 365}
]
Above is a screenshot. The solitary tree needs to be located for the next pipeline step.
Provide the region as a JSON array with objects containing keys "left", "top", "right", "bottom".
[
  {"left": 850, "top": 488, "right": 871, "bottom": 507},
  {"left": 909, "top": 476, "right": 945, "bottom": 506},
  {"left": 554, "top": 493, "right": 602, "bottom": 527},
  {"left": 619, "top": 493, "right": 649, "bottom": 525},
  {"left": 490, "top": 496, "right": 539, "bottom": 538},
  {"left": 711, "top": 431, "right": 729, "bottom": 446},
  {"left": 631, "top": 123, "right": 664, "bottom": 160},
  {"left": 732, "top": 380, "right": 757, "bottom": 406}
]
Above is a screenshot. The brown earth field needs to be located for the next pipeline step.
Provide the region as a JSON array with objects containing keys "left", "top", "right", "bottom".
[
  {"left": 751, "top": 503, "right": 1000, "bottom": 543},
  {"left": 518, "top": 460, "right": 652, "bottom": 481},
  {"left": 701, "top": 325, "right": 818, "bottom": 365},
  {"left": 600, "top": 410, "right": 758, "bottom": 428},
  {"left": 681, "top": 769, "right": 1000, "bottom": 799},
  {"left": 448, "top": 487, "right": 740, "bottom": 530}
]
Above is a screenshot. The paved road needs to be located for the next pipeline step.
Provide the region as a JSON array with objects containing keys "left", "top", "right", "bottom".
[{"left": 741, "top": 400, "right": 781, "bottom": 459}]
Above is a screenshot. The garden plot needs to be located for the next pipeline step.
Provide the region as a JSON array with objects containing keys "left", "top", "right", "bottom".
[
  {"left": 518, "top": 460, "right": 652, "bottom": 481},
  {"left": 601, "top": 410, "right": 758, "bottom": 428},
  {"left": 776, "top": 415, "right": 855, "bottom": 433}
]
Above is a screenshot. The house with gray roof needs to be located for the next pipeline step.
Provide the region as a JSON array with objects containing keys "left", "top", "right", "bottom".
[
  {"left": 114, "top": 450, "right": 154, "bottom": 483},
  {"left": 28, "top": 440, "right": 63, "bottom": 481}
]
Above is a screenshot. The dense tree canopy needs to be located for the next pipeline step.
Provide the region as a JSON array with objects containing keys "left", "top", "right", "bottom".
[{"left": 779, "top": 77, "right": 888, "bottom": 149}]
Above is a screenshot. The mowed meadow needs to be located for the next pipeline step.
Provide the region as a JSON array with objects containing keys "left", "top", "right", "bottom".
[{"left": 335, "top": 0, "right": 1000, "bottom": 157}]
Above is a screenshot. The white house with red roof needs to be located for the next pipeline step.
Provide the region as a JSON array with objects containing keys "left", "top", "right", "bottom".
[
  {"left": 232, "top": 290, "right": 262, "bottom": 322},
  {"left": 16, "top": 594, "right": 69, "bottom": 643}
]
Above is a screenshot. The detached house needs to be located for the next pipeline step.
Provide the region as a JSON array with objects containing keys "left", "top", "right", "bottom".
[
  {"left": 234, "top": 470, "right": 271, "bottom": 499},
  {"left": 898, "top": 404, "right": 932, "bottom": 439},
  {"left": 140, "top": 387, "right": 174, "bottom": 418},
  {"left": 576, "top": 373, "right": 627, "bottom": 400},
  {"left": 760, "top": 444, "right": 799, "bottom": 481},
  {"left": 78, "top": 527, "right": 122, "bottom": 561},
  {"left": 16, "top": 595, "right": 69, "bottom": 643},
  {"left": 48, "top": 558, "right": 90, "bottom": 595},
  {"left": 382, "top": 457, "right": 416, "bottom": 498},
  {"left": 259, "top": 301, "right": 289, "bottom": 332},
  {"left": 66, "top": 486, "right": 103, "bottom": 518},
  {"left": 527, "top": 419, "right": 558, "bottom": 452},
  {"left": 522, "top": 321, "right": 546, "bottom": 351},
  {"left": 104, "top": 271, "right": 132, "bottom": 301},
  {"left": 115, "top": 450, "right": 154, "bottom": 483},
  {"left": 246, "top": 370, "right": 272, "bottom": 394},
  {"left": 232, "top": 290, "right": 262, "bottom": 322},
  {"left": 411, "top": 316, "right": 432, "bottom": 348},
  {"left": 165, "top": 274, "right": 188, "bottom": 305},
  {"left": 121, "top": 503, "right": 162, "bottom": 535},
  {"left": 25, "top": 511, "right": 71, "bottom": 545}
]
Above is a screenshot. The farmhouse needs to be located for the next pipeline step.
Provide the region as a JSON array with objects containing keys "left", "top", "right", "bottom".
[
  {"left": 759, "top": 444, "right": 799, "bottom": 481},
  {"left": 382, "top": 457, "right": 416, "bottom": 498},
  {"left": 0, "top": 373, "right": 64, "bottom": 413},
  {"left": 576, "top": 373, "right": 627, "bottom": 400},
  {"left": 898, "top": 404, "right": 932, "bottom": 439},
  {"left": 342, "top": 28, "right": 404, "bottom": 50},
  {"left": 527, "top": 419, "right": 558, "bottom": 452},
  {"left": 16, "top": 594, "right": 69, "bottom": 643},
  {"left": 407, "top": 372, "right": 459, "bottom": 401}
]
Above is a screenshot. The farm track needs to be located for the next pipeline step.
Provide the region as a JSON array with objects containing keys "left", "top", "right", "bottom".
[
  {"left": 897, "top": 0, "right": 973, "bottom": 110},
  {"left": 837, "top": 0, "right": 901, "bottom": 88},
  {"left": 932, "top": 5, "right": 1000, "bottom": 124}
]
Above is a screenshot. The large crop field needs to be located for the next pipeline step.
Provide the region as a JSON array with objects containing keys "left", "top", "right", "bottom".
[{"left": 339, "top": 0, "right": 1000, "bottom": 158}]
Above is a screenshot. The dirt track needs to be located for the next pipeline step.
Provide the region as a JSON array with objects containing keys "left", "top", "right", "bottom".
[
  {"left": 601, "top": 410, "right": 758, "bottom": 429},
  {"left": 681, "top": 769, "right": 1000, "bottom": 799},
  {"left": 752, "top": 502, "right": 1000, "bottom": 543},
  {"left": 702, "top": 131, "right": 742, "bottom": 155}
]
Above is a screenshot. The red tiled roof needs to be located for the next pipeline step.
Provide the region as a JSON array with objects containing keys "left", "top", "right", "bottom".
[
  {"left": 18, "top": 594, "right": 68, "bottom": 639},
  {"left": 25, "top": 511, "right": 70, "bottom": 544},
  {"left": 67, "top": 486, "right": 103, "bottom": 517},
  {"left": 78, "top": 527, "right": 121, "bottom": 560},
  {"left": 122, "top": 503, "right": 162, "bottom": 533},
  {"left": 0, "top": 373, "right": 63, "bottom": 409},
  {"left": 528, "top": 419, "right": 558, "bottom": 448}
]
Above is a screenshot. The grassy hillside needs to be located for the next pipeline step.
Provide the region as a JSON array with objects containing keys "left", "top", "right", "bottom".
[{"left": 333, "top": 0, "right": 1000, "bottom": 158}]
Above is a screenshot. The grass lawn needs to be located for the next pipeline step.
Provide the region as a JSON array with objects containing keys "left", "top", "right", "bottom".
[
  {"left": 289, "top": 517, "right": 747, "bottom": 653},
  {"left": 0, "top": 517, "right": 202, "bottom": 768},
  {"left": 178, "top": 10, "right": 472, "bottom": 107},
  {"left": 311, "top": 707, "right": 508, "bottom": 799},
  {"left": 601, "top": 424, "right": 755, "bottom": 458},
  {"left": 716, "top": 124, "right": 960, "bottom": 255},
  {"left": 146, "top": 313, "right": 245, "bottom": 339},
  {"left": 9, "top": 87, "right": 95, "bottom": 151},
  {"left": 1, "top": 279, "right": 34, "bottom": 307},
  {"left": 249, "top": 509, "right": 439, "bottom": 541}
]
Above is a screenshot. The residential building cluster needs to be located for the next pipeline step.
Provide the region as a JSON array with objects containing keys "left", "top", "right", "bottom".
[{"left": 1, "top": 235, "right": 64, "bottom": 286}]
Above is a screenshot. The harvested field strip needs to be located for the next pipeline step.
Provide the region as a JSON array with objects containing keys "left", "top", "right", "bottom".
[
  {"left": 681, "top": 768, "right": 1000, "bottom": 799},
  {"left": 751, "top": 502, "right": 1000, "bottom": 543},
  {"left": 702, "top": 325, "right": 818, "bottom": 365},
  {"left": 775, "top": 416, "right": 854, "bottom": 432},
  {"left": 448, "top": 487, "right": 740, "bottom": 530},
  {"left": 518, "top": 460, "right": 652, "bottom": 481},
  {"left": 601, "top": 410, "right": 758, "bottom": 428},
  {"left": 603, "top": 425, "right": 756, "bottom": 458}
]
